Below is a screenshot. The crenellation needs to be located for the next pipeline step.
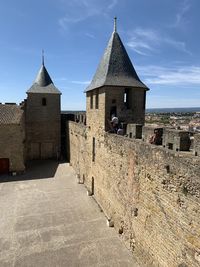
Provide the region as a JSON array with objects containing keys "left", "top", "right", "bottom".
[
  {"left": 163, "top": 128, "right": 191, "bottom": 152},
  {"left": 126, "top": 124, "right": 143, "bottom": 139},
  {"left": 194, "top": 133, "right": 200, "bottom": 156}
]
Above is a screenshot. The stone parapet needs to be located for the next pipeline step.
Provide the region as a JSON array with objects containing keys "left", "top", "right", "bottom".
[
  {"left": 126, "top": 124, "right": 143, "bottom": 139},
  {"left": 194, "top": 133, "right": 200, "bottom": 156},
  {"left": 163, "top": 128, "right": 191, "bottom": 151}
]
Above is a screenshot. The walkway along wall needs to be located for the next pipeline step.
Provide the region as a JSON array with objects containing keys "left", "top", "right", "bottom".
[{"left": 68, "top": 121, "right": 200, "bottom": 267}]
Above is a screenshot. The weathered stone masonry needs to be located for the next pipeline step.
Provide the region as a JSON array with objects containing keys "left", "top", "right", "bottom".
[
  {"left": 0, "top": 104, "right": 25, "bottom": 173},
  {"left": 67, "top": 20, "right": 200, "bottom": 267},
  {"left": 68, "top": 121, "right": 200, "bottom": 267}
]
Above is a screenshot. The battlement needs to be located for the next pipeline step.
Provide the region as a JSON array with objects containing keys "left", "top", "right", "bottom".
[
  {"left": 69, "top": 119, "right": 200, "bottom": 159},
  {"left": 75, "top": 112, "right": 86, "bottom": 125},
  {"left": 127, "top": 123, "right": 200, "bottom": 157},
  {"left": 194, "top": 133, "right": 200, "bottom": 156}
]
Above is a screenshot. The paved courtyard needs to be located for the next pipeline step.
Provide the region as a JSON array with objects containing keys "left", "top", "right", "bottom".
[{"left": 0, "top": 161, "right": 140, "bottom": 267}]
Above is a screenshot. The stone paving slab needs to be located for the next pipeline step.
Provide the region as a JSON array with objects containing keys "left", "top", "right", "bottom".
[{"left": 0, "top": 160, "right": 140, "bottom": 267}]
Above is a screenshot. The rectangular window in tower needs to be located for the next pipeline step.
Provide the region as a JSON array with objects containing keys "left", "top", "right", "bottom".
[
  {"left": 92, "top": 137, "right": 95, "bottom": 162},
  {"left": 124, "top": 88, "right": 130, "bottom": 109},
  {"left": 95, "top": 90, "right": 99, "bottom": 109},
  {"left": 143, "top": 92, "right": 146, "bottom": 110},
  {"left": 90, "top": 93, "right": 93, "bottom": 109},
  {"left": 42, "top": 98, "right": 47, "bottom": 106},
  {"left": 124, "top": 91, "right": 127, "bottom": 103}
]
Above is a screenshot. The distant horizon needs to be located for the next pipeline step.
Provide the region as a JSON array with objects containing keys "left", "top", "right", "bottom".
[
  {"left": 61, "top": 106, "right": 200, "bottom": 113},
  {"left": 146, "top": 106, "right": 200, "bottom": 110},
  {"left": 1, "top": 102, "right": 200, "bottom": 111},
  {"left": 146, "top": 106, "right": 200, "bottom": 113}
]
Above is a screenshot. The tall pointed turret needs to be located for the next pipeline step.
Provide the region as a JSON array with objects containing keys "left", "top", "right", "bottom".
[
  {"left": 86, "top": 19, "right": 149, "bottom": 133},
  {"left": 86, "top": 18, "right": 148, "bottom": 92}
]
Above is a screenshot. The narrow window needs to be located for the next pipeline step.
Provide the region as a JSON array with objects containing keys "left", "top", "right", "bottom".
[
  {"left": 42, "top": 98, "right": 47, "bottom": 106},
  {"left": 124, "top": 88, "right": 130, "bottom": 109},
  {"left": 168, "top": 143, "right": 173, "bottom": 150},
  {"left": 95, "top": 90, "right": 99, "bottom": 109},
  {"left": 92, "top": 137, "right": 95, "bottom": 162},
  {"left": 124, "top": 91, "right": 127, "bottom": 103},
  {"left": 90, "top": 93, "right": 93, "bottom": 109},
  {"left": 91, "top": 177, "right": 94, "bottom": 195},
  {"left": 143, "top": 92, "right": 146, "bottom": 110},
  {"left": 165, "top": 165, "right": 170, "bottom": 174}
]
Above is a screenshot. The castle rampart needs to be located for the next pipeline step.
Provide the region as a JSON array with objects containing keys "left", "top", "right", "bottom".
[{"left": 68, "top": 120, "right": 200, "bottom": 267}]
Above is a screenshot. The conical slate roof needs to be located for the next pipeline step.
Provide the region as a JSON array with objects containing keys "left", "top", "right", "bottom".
[
  {"left": 86, "top": 26, "right": 148, "bottom": 92},
  {"left": 27, "top": 63, "right": 61, "bottom": 94},
  {"left": 34, "top": 64, "right": 53, "bottom": 87}
]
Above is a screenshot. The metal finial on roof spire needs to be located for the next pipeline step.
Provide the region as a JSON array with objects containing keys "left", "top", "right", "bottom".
[
  {"left": 114, "top": 17, "right": 117, "bottom": 32},
  {"left": 42, "top": 49, "right": 44, "bottom": 66}
]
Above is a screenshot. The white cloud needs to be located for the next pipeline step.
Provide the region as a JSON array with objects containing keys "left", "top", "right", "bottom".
[
  {"left": 54, "top": 77, "right": 68, "bottom": 82},
  {"left": 85, "top": 33, "right": 95, "bottom": 39},
  {"left": 54, "top": 78, "right": 91, "bottom": 85},
  {"left": 163, "top": 37, "right": 191, "bottom": 55},
  {"left": 173, "top": 0, "right": 191, "bottom": 28},
  {"left": 136, "top": 65, "right": 200, "bottom": 85},
  {"left": 126, "top": 28, "right": 191, "bottom": 56},
  {"left": 58, "top": 0, "right": 118, "bottom": 30},
  {"left": 127, "top": 39, "right": 154, "bottom": 56},
  {"left": 108, "top": 0, "right": 118, "bottom": 10},
  {"left": 134, "top": 28, "right": 159, "bottom": 42},
  {"left": 126, "top": 28, "right": 157, "bottom": 55},
  {"left": 71, "top": 80, "right": 91, "bottom": 85}
]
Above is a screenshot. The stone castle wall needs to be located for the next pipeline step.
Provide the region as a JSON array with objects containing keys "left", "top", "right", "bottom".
[
  {"left": 0, "top": 120, "right": 25, "bottom": 172},
  {"left": 68, "top": 121, "right": 200, "bottom": 267}
]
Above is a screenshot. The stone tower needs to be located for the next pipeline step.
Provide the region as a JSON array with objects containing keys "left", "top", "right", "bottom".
[
  {"left": 25, "top": 58, "right": 61, "bottom": 160},
  {"left": 85, "top": 19, "right": 149, "bottom": 134}
]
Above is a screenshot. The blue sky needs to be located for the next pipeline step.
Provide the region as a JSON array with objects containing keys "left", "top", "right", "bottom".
[{"left": 0, "top": 0, "right": 200, "bottom": 110}]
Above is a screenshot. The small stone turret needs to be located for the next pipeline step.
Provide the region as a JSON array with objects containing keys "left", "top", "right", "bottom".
[{"left": 25, "top": 56, "right": 61, "bottom": 160}]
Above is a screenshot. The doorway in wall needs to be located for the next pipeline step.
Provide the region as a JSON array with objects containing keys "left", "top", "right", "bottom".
[
  {"left": 0, "top": 158, "right": 9, "bottom": 174},
  {"left": 110, "top": 106, "right": 117, "bottom": 119}
]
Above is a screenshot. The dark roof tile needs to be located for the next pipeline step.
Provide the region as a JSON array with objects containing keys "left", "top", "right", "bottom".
[
  {"left": 27, "top": 64, "right": 61, "bottom": 94},
  {"left": 86, "top": 31, "right": 148, "bottom": 92}
]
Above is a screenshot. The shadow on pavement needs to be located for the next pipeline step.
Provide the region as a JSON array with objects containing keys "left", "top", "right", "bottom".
[{"left": 0, "top": 160, "right": 63, "bottom": 183}]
